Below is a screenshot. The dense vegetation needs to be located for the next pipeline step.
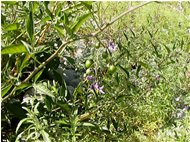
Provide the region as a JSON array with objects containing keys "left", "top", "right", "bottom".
[{"left": 1, "top": 1, "right": 190, "bottom": 142}]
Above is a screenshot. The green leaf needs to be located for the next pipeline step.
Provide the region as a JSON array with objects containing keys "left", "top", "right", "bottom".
[
  {"left": 3, "top": 23, "right": 19, "bottom": 31},
  {"left": 33, "top": 69, "right": 44, "bottom": 82},
  {"left": 138, "top": 61, "right": 151, "bottom": 70},
  {"left": 44, "top": 1, "right": 53, "bottom": 19},
  {"left": 1, "top": 84, "right": 12, "bottom": 97},
  {"left": 123, "top": 32, "right": 128, "bottom": 41},
  {"left": 71, "top": 13, "right": 92, "bottom": 34},
  {"left": 40, "top": 16, "right": 51, "bottom": 25},
  {"left": 81, "top": 1, "right": 93, "bottom": 9},
  {"left": 19, "top": 53, "right": 31, "bottom": 73},
  {"left": 118, "top": 65, "right": 130, "bottom": 78},
  {"left": 16, "top": 83, "right": 32, "bottom": 91},
  {"left": 163, "top": 44, "right": 170, "bottom": 54},
  {"left": 33, "top": 83, "right": 55, "bottom": 98},
  {"left": 45, "top": 96, "right": 52, "bottom": 111},
  {"left": 130, "top": 28, "right": 136, "bottom": 37},
  {"left": 21, "top": 40, "right": 32, "bottom": 53},
  {"left": 16, "top": 118, "right": 31, "bottom": 134},
  {"left": 1, "top": 44, "right": 28, "bottom": 55},
  {"left": 3, "top": 1, "right": 17, "bottom": 5},
  {"left": 54, "top": 25, "right": 65, "bottom": 37},
  {"left": 41, "top": 130, "right": 51, "bottom": 142},
  {"left": 147, "top": 29, "right": 153, "bottom": 38},
  {"left": 26, "top": 11, "right": 34, "bottom": 41},
  {"left": 80, "top": 122, "right": 96, "bottom": 127},
  {"left": 136, "top": 65, "right": 141, "bottom": 78}
]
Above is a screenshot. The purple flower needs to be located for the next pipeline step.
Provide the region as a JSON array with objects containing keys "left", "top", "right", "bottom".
[
  {"left": 86, "top": 76, "right": 94, "bottom": 81},
  {"left": 108, "top": 42, "right": 117, "bottom": 52},
  {"left": 91, "top": 82, "right": 105, "bottom": 94}
]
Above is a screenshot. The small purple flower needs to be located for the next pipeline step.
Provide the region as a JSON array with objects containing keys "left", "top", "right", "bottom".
[
  {"left": 91, "top": 82, "right": 105, "bottom": 94},
  {"left": 182, "top": 106, "right": 189, "bottom": 111},
  {"left": 108, "top": 42, "right": 117, "bottom": 52},
  {"left": 86, "top": 76, "right": 94, "bottom": 81}
]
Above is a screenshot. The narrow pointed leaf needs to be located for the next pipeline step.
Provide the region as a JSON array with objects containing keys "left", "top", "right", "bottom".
[
  {"left": 33, "top": 69, "right": 44, "bottom": 82},
  {"left": 54, "top": 25, "right": 65, "bottom": 37},
  {"left": 26, "top": 11, "right": 34, "bottom": 41},
  {"left": 71, "top": 13, "right": 92, "bottom": 33},
  {"left": 1, "top": 84, "right": 12, "bottom": 97},
  {"left": 16, "top": 118, "right": 31, "bottom": 134}
]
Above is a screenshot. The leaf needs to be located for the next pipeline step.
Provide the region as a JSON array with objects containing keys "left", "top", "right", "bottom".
[
  {"left": 138, "top": 61, "right": 151, "bottom": 70},
  {"left": 44, "top": 1, "right": 53, "bottom": 19},
  {"left": 33, "top": 69, "right": 44, "bottom": 82},
  {"left": 147, "top": 29, "right": 153, "bottom": 38},
  {"left": 3, "top": 23, "right": 19, "bottom": 31},
  {"left": 40, "top": 16, "right": 51, "bottom": 25},
  {"left": 57, "top": 102, "right": 70, "bottom": 114},
  {"left": 130, "top": 28, "right": 136, "bottom": 37},
  {"left": 16, "top": 83, "right": 32, "bottom": 91},
  {"left": 21, "top": 40, "right": 32, "bottom": 53},
  {"left": 71, "top": 13, "right": 92, "bottom": 34},
  {"left": 118, "top": 65, "right": 130, "bottom": 78},
  {"left": 1, "top": 44, "right": 28, "bottom": 55},
  {"left": 33, "top": 83, "right": 55, "bottom": 98},
  {"left": 45, "top": 96, "right": 52, "bottom": 111},
  {"left": 163, "top": 44, "right": 170, "bottom": 54},
  {"left": 3, "top": 1, "right": 17, "bottom": 5},
  {"left": 150, "top": 40, "right": 160, "bottom": 57},
  {"left": 136, "top": 65, "right": 141, "bottom": 78},
  {"left": 123, "top": 32, "right": 128, "bottom": 41},
  {"left": 1, "top": 84, "right": 12, "bottom": 97},
  {"left": 80, "top": 122, "right": 96, "bottom": 127},
  {"left": 41, "top": 130, "right": 51, "bottom": 142},
  {"left": 26, "top": 11, "right": 34, "bottom": 41},
  {"left": 54, "top": 25, "right": 65, "bottom": 37},
  {"left": 81, "top": 1, "right": 93, "bottom": 9},
  {"left": 16, "top": 118, "right": 31, "bottom": 134},
  {"left": 19, "top": 53, "right": 31, "bottom": 73}
]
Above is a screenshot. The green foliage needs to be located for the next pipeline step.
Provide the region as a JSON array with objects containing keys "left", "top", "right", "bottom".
[{"left": 1, "top": 1, "right": 190, "bottom": 142}]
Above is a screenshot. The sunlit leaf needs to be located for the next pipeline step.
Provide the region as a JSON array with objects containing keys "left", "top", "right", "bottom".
[
  {"left": 33, "top": 83, "right": 55, "bottom": 98},
  {"left": 1, "top": 84, "right": 12, "bottom": 97},
  {"left": 3, "top": 23, "right": 19, "bottom": 31},
  {"left": 16, "top": 83, "right": 32, "bottom": 91},
  {"left": 1, "top": 44, "right": 28, "bottom": 55},
  {"left": 16, "top": 118, "right": 31, "bottom": 134},
  {"left": 81, "top": 1, "right": 93, "bottom": 9},
  {"left": 41, "top": 130, "right": 51, "bottom": 142},
  {"left": 54, "top": 25, "right": 65, "bottom": 37},
  {"left": 33, "top": 69, "right": 44, "bottom": 82},
  {"left": 80, "top": 122, "right": 96, "bottom": 127}
]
